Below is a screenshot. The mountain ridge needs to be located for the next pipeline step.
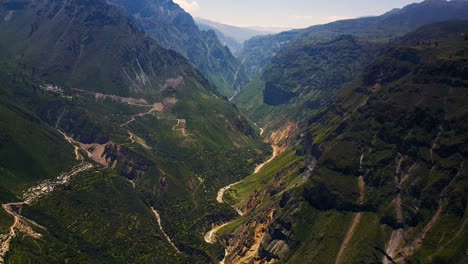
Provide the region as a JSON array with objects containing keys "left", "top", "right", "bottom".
[
  {"left": 195, "top": 17, "right": 272, "bottom": 43},
  {"left": 240, "top": 0, "right": 468, "bottom": 78},
  {"left": 106, "top": 0, "right": 250, "bottom": 96},
  {"left": 195, "top": 21, "right": 243, "bottom": 57}
]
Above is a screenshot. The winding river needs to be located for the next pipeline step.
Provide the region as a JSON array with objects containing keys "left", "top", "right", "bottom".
[{"left": 204, "top": 142, "right": 279, "bottom": 263}]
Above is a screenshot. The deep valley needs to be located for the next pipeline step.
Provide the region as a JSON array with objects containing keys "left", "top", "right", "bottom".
[{"left": 0, "top": 0, "right": 467, "bottom": 263}]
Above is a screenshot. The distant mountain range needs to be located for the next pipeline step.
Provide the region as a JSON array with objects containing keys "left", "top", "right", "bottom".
[
  {"left": 195, "top": 18, "right": 273, "bottom": 43},
  {"left": 195, "top": 18, "right": 276, "bottom": 57},
  {"left": 235, "top": 0, "right": 468, "bottom": 130},
  {"left": 196, "top": 21, "right": 244, "bottom": 57},
  {"left": 240, "top": 0, "right": 468, "bottom": 78}
]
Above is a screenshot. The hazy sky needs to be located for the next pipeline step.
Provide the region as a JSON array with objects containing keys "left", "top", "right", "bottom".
[{"left": 173, "top": 0, "right": 423, "bottom": 30}]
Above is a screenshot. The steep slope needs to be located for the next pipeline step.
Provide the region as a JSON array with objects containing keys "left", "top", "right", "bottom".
[
  {"left": 106, "top": 0, "right": 250, "bottom": 96},
  {"left": 0, "top": 0, "right": 195, "bottom": 98},
  {"left": 195, "top": 17, "right": 272, "bottom": 56},
  {"left": 0, "top": 69, "right": 187, "bottom": 263},
  {"left": 196, "top": 22, "right": 243, "bottom": 57},
  {"left": 218, "top": 20, "right": 468, "bottom": 264},
  {"left": 235, "top": 35, "right": 383, "bottom": 130},
  {"left": 240, "top": 0, "right": 468, "bottom": 78},
  {"left": 0, "top": 0, "right": 267, "bottom": 263}
]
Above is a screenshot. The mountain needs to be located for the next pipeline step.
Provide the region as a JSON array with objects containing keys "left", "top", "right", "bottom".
[
  {"left": 196, "top": 22, "right": 243, "bottom": 57},
  {"left": 240, "top": 0, "right": 468, "bottom": 78},
  {"left": 1, "top": 0, "right": 467, "bottom": 264},
  {"left": 106, "top": 0, "right": 250, "bottom": 96},
  {"left": 234, "top": 0, "right": 468, "bottom": 131},
  {"left": 235, "top": 35, "right": 383, "bottom": 129},
  {"left": 195, "top": 18, "right": 272, "bottom": 44},
  {"left": 218, "top": 20, "right": 468, "bottom": 264},
  {"left": 0, "top": 0, "right": 201, "bottom": 98},
  {"left": 0, "top": 0, "right": 267, "bottom": 263}
]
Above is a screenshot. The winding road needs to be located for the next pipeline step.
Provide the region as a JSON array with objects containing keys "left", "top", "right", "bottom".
[{"left": 0, "top": 134, "right": 93, "bottom": 263}]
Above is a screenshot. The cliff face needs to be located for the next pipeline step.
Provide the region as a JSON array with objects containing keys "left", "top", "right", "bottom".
[
  {"left": 107, "top": 0, "right": 250, "bottom": 96},
  {"left": 235, "top": 34, "right": 383, "bottom": 132},
  {"left": 262, "top": 35, "right": 381, "bottom": 108}
]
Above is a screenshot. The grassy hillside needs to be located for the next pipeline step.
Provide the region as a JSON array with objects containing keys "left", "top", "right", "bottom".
[
  {"left": 218, "top": 20, "right": 468, "bottom": 264},
  {"left": 0, "top": 69, "right": 76, "bottom": 196},
  {"left": 0, "top": 0, "right": 267, "bottom": 263},
  {"left": 234, "top": 35, "right": 383, "bottom": 131}
]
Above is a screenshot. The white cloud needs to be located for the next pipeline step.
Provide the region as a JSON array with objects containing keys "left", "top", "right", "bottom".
[
  {"left": 173, "top": 0, "right": 200, "bottom": 12},
  {"left": 293, "top": 15, "right": 316, "bottom": 21}
]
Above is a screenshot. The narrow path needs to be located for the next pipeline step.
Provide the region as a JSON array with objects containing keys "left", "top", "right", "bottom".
[
  {"left": 58, "top": 130, "right": 84, "bottom": 161},
  {"left": 120, "top": 116, "right": 136, "bottom": 128},
  {"left": 120, "top": 103, "right": 163, "bottom": 128},
  {"left": 0, "top": 202, "right": 44, "bottom": 263},
  {"left": 128, "top": 131, "right": 151, "bottom": 150},
  {"left": 1, "top": 163, "right": 92, "bottom": 261},
  {"left": 171, "top": 119, "right": 188, "bottom": 137},
  {"left": 151, "top": 208, "right": 181, "bottom": 253},
  {"left": 0, "top": 132, "right": 93, "bottom": 263}
]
